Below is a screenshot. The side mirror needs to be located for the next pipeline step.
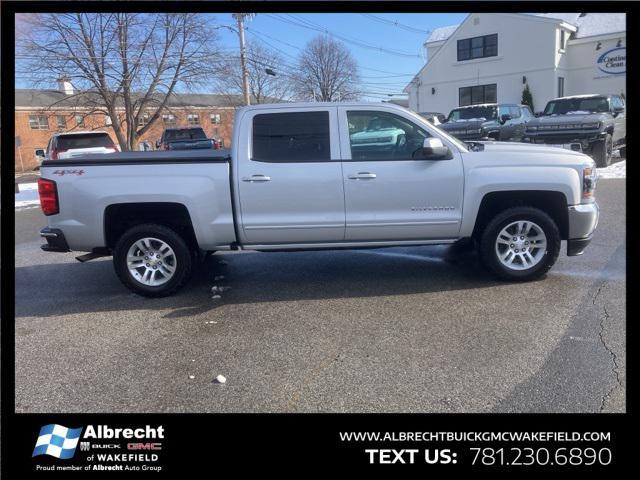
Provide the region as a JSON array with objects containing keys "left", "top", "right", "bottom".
[
  {"left": 423, "top": 138, "right": 451, "bottom": 159},
  {"left": 500, "top": 114, "right": 512, "bottom": 124},
  {"left": 35, "top": 149, "right": 45, "bottom": 158},
  {"left": 155, "top": 140, "right": 161, "bottom": 149}
]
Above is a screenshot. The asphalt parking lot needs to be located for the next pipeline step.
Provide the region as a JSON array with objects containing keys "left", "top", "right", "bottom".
[{"left": 15, "top": 179, "right": 625, "bottom": 413}]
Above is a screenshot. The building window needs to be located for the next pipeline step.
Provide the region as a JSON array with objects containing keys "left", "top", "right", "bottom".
[
  {"left": 162, "top": 114, "right": 176, "bottom": 126},
  {"left": 457, "top": 34, "right": 498, "bottom": 61},
  {"left": 187, "top": 113, "right": 200, "bottom": 126},
  {"left": 560, "top": 30, "right": 566, "bottom": 50},
  {"left": 75, "top": 115, "right": 85, "bottom": 127},
  {"left": 459, "top": 83, "right": 497, "bottom": 106},
  {"left": 558, "top": 77, "right": 565, "bottom": 97},
  {"left": 137, "top": 113, "right": 150, "bottom": 127},
  {"left": 210, "top": 113, "right": 221, "bottom": 124},
  {"left": 56, "top": 115, "right": 66, "bottom": 129},
  {"left": 29, "top": 115, "right": 49, "bottom": 130},
  {"left": 252, "top": 111, "right": 330, "bottom": 162}
]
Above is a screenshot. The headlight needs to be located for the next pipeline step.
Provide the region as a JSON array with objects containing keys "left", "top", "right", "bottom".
[
  {"left": 582, "top": 122, "right": 600, "bottom": 129},
  {"left": 583, "top": 164, "right": 597, "bottom": 201}
]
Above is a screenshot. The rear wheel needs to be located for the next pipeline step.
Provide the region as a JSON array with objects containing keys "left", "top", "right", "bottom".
[
  {"left": 113, "top": 223, "right": 192, "bottom": 297},
  {"left": 479, "top": 206, "right": 560, "bottom": 281},
  {"left": 592, "top": 134, "right": 613, "bottom": 168}
]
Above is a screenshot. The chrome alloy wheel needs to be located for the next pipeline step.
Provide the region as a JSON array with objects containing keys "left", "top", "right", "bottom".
[
  {"left": 126, "top": 237, "right": 177, "bottom": 286},
  {"left": 494, "top": 220, "right": 547, "bottom": 271}
]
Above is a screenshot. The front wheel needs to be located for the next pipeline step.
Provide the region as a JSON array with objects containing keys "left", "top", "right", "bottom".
[
  {"left": 479, "top": 207, "right": 561, "bottom": 281},
  {"left": 113, "top": 223, "right": 193, "bottom": 297},
  {"left": 592, "top": 134, "right": 613, "bottom": 168}
]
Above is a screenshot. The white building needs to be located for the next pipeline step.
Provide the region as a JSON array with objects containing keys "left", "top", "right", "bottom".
[{"left": 404, "top": 13, "right": 626, "bottom": 115}]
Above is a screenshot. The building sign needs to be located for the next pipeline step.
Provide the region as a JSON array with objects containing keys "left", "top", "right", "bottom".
[{"left": 596, "top": 47, "right": 626, "bottom": 75}]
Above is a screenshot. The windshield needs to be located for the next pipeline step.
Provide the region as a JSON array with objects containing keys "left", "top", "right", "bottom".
[
  {"left": 164, "top": 128, "right": 207, "bottom": 141},
  {"left": 543, "top": 97, "right": 609, "bottom": 115},
  {"left": 447, "top": 106, "right": 497, "bottom": 122}
]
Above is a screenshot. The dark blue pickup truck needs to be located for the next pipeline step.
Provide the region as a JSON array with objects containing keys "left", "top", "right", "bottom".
[{"left": 156, "top": 127, "right": 220, "bottom": 151}]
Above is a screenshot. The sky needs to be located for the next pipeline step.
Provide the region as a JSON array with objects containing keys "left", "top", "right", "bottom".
[{"left": 15, "top": 12, "right": 469, "bottom": 102}]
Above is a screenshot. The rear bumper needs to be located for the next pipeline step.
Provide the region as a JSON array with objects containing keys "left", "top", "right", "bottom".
[
  {"left": 40, "top": 227, "right": 70, "bottom": 252},
  {"left": 566, "top": 203, "right": 599, "bottom": 256}
]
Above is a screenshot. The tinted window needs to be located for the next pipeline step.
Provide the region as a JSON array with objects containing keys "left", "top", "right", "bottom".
[
  {"left": 458, "top": 84, "right": 497, "bottom": 106},
  {"left": 509, "top": 106, "right": 521, "bottom": 118},
  {"left": 457, "top": 34, "right": 498, "bottom": 61},
  {"left": 164, "top": 128, "right": 207, "bottom": 141},
  {"left": 347, "top": 111, "right": 431, "bottom": 161},
  {"left": 252, "top": 111, "right": 330, "bottom": 162},
  {"left": 56, "top": 133, "right": 113, "bottom": 150}
]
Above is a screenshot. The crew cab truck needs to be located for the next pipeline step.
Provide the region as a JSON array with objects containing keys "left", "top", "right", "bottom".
[
  {"left": 522, "top": 94, "right": 626, "bottom": 167},
  {"left": 38, "top": 102, "right": 599, "bottom": 297}
]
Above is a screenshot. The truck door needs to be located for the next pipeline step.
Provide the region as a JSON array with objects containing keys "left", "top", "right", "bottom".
[
  {"left": 236, "top": 107, "right": 345, "bottom": 245},
  {"left": 338, "top": 107, "right": 464, "bottom": 242}
]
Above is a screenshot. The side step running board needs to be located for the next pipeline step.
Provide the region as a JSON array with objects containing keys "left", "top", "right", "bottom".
[{"left": 75, "top": 251, "right": 109, "bottom": 263}]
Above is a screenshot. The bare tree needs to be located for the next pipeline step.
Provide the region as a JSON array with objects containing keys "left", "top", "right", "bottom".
[
  {"left": 16, "top": 13, "right": 224, "bottom": 150},
  {"left": 218, "top": 42, "right": 292, "bottom": 104},
  {"left": 290, "top": 35, "right": 360, "bottom": 102}
]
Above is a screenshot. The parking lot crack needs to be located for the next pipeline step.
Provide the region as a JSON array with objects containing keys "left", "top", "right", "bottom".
[{"left": 593, "top": 282, "right": 623, "bottom": 412}]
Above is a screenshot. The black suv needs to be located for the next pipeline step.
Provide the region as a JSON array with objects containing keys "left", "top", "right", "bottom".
[
  {"left": 522, "top": 94, "right": 626, "bottom": 167},
  {"left": 438, "top": 103, "right": 533, "bottom": 142}
]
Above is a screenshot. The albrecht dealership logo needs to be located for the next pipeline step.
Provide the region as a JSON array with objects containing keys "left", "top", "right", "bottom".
[{"left": 33, "top": 424, "right": 164, "bottom": 459}]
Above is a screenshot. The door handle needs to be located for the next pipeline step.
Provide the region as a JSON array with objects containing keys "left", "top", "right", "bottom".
[
  {"left": 348, "top": 172, "right": 377, "bottom": 180},
  {"left": 242, "top": 175, "right": 271, "bottom": 182}
]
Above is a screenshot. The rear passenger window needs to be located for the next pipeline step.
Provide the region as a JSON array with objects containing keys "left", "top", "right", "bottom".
[{"left": 252, "top": 112, "right": 330, "bottom": 162}]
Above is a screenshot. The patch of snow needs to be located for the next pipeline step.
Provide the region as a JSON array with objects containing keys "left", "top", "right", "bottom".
[
  {"left": 597, "top": 159, "right": 625, "bottom": 179},
  {"left": 427, "top": 24, "right": 459, "bottom": 43},
  {"left": 15, "top": 182, "right": 40, "bottom": 210}
]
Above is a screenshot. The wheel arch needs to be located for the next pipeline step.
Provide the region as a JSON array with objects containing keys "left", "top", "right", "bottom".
[
  {"left": 472, "top": 190, "right": 569, "bottom": 240},
  {"left": 104, "top": 202, "right": 199, "bottom": 251}
]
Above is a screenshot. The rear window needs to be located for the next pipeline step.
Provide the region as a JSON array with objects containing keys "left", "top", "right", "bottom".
[
  {"left": 56, "top": 133, "right": 113, "bottom": 150},
  {"left": 164, "top": 128, "right": 207, "bottom": 141},
  {"left": 252, "top": 111, "right": 330, "bottom": 162}
]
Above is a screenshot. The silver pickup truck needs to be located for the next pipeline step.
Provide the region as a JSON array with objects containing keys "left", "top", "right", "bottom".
[{"left": 38, "top": 102, "right": 599, "bottom": 297}]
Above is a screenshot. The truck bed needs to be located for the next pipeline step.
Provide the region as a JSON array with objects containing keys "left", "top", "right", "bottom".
[{"left": 39, "top": 149, "right": 237, "bottom": 251}]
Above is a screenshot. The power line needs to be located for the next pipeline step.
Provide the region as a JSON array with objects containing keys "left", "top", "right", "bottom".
[
  {"left": 266, "top": 13, "right": 422, "bottom": 59},
  {"left": 360, "top": 14, "right": 432, "bottom": 35}
]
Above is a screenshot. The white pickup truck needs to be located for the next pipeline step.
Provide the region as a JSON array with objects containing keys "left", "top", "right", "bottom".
[{"left": 38, "top": 102, "right": 599, "bottom": 297}]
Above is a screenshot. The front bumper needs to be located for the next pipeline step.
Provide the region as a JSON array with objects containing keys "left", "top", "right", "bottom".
[
  {"left": 522, "top": 131, "right": 606, "bottom": 151},
  {"left": 40, "top": 227, "right": 70, "bottom": 252},
  {"left": 566, "top": 203, "right": 599, "bottom": 256}
]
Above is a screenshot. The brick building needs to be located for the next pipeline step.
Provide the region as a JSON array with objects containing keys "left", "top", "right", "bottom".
[{"left": 15, "top": 86, "right": 246, "bottom": 171}]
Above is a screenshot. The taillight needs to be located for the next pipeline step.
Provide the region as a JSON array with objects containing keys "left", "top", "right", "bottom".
[
  {"left": 38, "top": 178, "right": 59, "bottom": 216},
  {"left": 162, "top": 143, "right": 169, "bottom": 150}
]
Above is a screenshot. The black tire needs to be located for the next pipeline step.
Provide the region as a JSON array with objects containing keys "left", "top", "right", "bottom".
[
  {"left": 479, "top": 206, "right": 561, "bottom": 281},
  {"left": 592, "top": 134, "right": 613, "bottom": 168},
  {"left": 619, "top": 146, "right": 626, "bottom": 158},
  {"left": 113, "top": 223, "right": 193, "bottom": 297}
]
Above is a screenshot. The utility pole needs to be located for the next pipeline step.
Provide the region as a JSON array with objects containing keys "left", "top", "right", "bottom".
[{"left": 233, "top": 13, "right": 254, "bottom": 106}]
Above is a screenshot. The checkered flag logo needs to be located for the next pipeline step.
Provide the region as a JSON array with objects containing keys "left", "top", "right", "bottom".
[{"left": 32, "top": 424, "right": 83, "bottom": 459}]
